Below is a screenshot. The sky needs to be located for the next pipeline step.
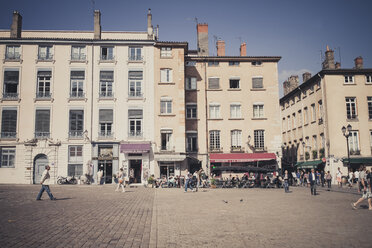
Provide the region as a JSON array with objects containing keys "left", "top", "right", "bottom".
[{"left": 1, "top": 0, "right": 372, "bottom": 96}]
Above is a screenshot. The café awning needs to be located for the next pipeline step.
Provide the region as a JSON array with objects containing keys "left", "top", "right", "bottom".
[
  {"left": 209, "top": 153, "right": 276, "bottom": 163},
  {"left": 154, "top": 153, "right": 186, "bottom": 162},
  {"left": 342, "top": 157, "right": 372, "bottom": 165},
  {"left": 120, "top": 143, "right": 151, "bottom": 153},
  {"left": 295, "top": 160, "right": 323, "bottom": 169}
]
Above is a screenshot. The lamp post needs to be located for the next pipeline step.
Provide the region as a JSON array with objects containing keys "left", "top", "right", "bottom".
[{"left": 341, "top": 124, "right": 352, "bottom": 169}]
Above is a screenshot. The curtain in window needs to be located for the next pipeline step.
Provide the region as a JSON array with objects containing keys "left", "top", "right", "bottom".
[
  {"left": 252, "top": 78, "right": 263, "bottom": 88},
  {"left": 1, "top": 110, "right": 17, "bottom": 133},
  {"left": 208, "top": 78, "right": 220, "bottom": 89}
]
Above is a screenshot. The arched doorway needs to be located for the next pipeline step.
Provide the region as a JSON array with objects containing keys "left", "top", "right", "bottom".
[{"left": 34, "top": 154, "right": 48, "bottom": 184}]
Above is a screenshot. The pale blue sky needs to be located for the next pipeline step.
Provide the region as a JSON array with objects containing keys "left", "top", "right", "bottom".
[{"left": 1, "top": 0, "right": 371, "bottom": 96}]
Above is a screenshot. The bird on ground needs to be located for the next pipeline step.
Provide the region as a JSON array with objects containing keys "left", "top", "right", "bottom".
[
  {"left": 240, "top": 199, "right": 243, "bottom": 202},
  {"left": 222, "top": 200, "right": 228, "bottom": 203}
]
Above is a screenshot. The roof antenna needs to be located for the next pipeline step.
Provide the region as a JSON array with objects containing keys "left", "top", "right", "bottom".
[{"left": 194, "top": 17, "right": 198, "bottom": 25}]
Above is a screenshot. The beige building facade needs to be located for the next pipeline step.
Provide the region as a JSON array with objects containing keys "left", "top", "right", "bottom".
[{"left": 281, "top": 49, "right": 372, "bottom": 182}]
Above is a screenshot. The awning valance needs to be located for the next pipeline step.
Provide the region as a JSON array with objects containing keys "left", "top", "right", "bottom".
[
  {"left": 212, "top": 166, "right": 269, "bottom": 173},
  {"left": 120, "top": 143, "right": 150, "bottom": 153},
  {"left": 342, "top": 157, "right": 372, "bottom": 165},
  {"left": 209, "top": 153, "right": 276, "bottom": 163},
  {"left": 295, "top": 160, "right": 323, "bottom": 169},
  {"left": 154, "top": 153, "right": 186, "bottom": 162}
]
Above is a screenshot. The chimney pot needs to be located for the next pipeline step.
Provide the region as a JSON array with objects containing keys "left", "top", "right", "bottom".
[
  {"left": 354, "top": 56, "right": 363, "bottom": 69},
  {"left": 240, "top": 42, "right": 246, "bottom": 56},
  {"left": 147, "top": 8, "right": 153, "bottom": 39},
  {"left": 335, "top": 62, "right": 341, "bottom": 69},
  {"left": 216, "top": 40, "right": 225, "bottom": 56},
  {"left": 322, "top": 46, "right": 335, "bottom": 69},
  {"left": 197, "top": 23, "right": 209, "bottom": 56},
  {"left": 302, "top": 72, "right": 312, "bottom": 83},
  {"left": 94, "top": 10, "right": 101, "bottom": 39},
  {"left": 10, "top": 11, "right": 22, "bottom": 38}
]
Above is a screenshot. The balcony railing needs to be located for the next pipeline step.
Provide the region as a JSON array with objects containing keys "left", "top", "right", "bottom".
[
  {"left": 35, "top": 132, "right": 50, "bottom": 139},
  {"left": 99, "top": 92, "right": 114, "bottom": 98},
  {"left": 231, "top": 146, "right": 245, "bottom": 153},
  {"left": 128, "top": 55, "right": 143, "bottom": 61},
  {"left": 5, "top": 54, "right": 21, "bottom": 60},
  {"left": 186, "top": 147, "right": 198, "bottom": 153},
  {"left": 71, "top": 54, "right": 87, "bottom": 61},
  {"left": 128, "top": 91, "right": 143, "bottom": 98},
  {"left": 100, "top": 55, "right": 115, "bottom": 61},
  {"left": 160, "top": 145, "right": 175, "bottom": 152},
  {"left": 69, "top": 92, "right": 85, "bottom": 98},
  {"left": 347, "top": 115, "right": 357, "bottom": 120},
  {"left": 36, "top": 92, "right": 52, "bottom": 99},
  {"left": 2, "top": 92, "right": 19, "bottom": 100},
  {"left": 1, "top": 132, "right": 17, "bottom": 139},
  {"left": 98, "top": 131, "right": 113, "bottom": 139},
  {"left": 38, "top": 54, "right": 53, "bottom": 60},
  {"left": 69, "top": 131, "right": 84, "bottom": 138},
  {"left": 128, "top": 131, "right": 143, "bottom": 138},
  {"left": 209, "top": 147, "right": 223, "bottom": 153},
  {"left": 254, "top": 146, "right": 267, "bottom": 152}
]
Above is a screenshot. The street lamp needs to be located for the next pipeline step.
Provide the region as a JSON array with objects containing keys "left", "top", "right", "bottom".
[{"left": 341, "top": 124, "right": 352, "bottom": 169}]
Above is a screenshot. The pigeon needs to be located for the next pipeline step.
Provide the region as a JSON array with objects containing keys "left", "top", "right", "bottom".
[
  {"left": 222, "top": 200, "right": 228, "bottom": 204},
  {"left": 240, "top": 199, "right": 243, "bottom": 202}
]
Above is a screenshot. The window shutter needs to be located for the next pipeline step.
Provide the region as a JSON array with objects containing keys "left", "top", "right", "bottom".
[
  {"left": 99, "top": 109, "right": 113, "bottom": 123},
  {"left": 1, "top": 110, "right": 17, "bottom": 133},
  {"left": 168, "top": 69, "right": 173, "bottom": 82},
  {"left": 100, "top": 71, "right": 114, "bottom": 81},
  {"left": 128, "top": 109, "right": 143, "bottom": 118},
  {"left": 37, "top": 71, "right": 52, "bottom": 77},
  {"left": 128, "top": 71, "right": 143, "bottom": 80},
  {"left": 71, "top": 71, "right": 85, "bottom": 79},
  {"left": 35, "top": 110, "right": 50, "bottom": 133},
  {"left": 208, "top": 78, "right": 220, "bottom": 89},
  {"left": 160, "top": 69, "right": 166, "bottom": 82},
  {"left": 252, "top": 78, "right": 263, "bottom": 88},
  {"left": 4, "top": 71, "right": 19, "bottom": 84}
]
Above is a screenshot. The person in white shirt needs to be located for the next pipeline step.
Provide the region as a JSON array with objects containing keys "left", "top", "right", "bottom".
[
  {"left": 36, "top": 165, "right": 56, "bottom": 200},
  {"left": 115, "top": 168, "right": 125, "bottom": 192},
  {"left": 348, "top": 170, "right": 354, "bottom": 188}
]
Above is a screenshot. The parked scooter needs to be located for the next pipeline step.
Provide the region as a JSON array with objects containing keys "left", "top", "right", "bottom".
[{"left": 57, "top": 175, "right": 77, "bottom": 185}]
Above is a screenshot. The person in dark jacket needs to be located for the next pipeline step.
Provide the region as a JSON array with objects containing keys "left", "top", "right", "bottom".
[{"left": 309, "top": 168, "right": 318, "bottom": 196}]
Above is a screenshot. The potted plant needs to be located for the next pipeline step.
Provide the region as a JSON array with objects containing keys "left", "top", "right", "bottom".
[
  {"left": 312, "top": 150, "right": 318, "bottom": 159},
  {"left": 319, "top": 148, "right": 325, "bottom": 158},
  {"left": 210, "top": 178, "right": 216, "bottom": 188},
  {"left": 305, "top": 152, "right": 310, "bottom": 160}
]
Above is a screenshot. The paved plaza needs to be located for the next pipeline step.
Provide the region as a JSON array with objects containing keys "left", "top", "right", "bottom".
[{"left": 0, "top": 185, "right": 371, "bottom": 248}]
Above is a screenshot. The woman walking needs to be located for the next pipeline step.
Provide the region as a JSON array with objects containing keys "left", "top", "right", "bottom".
[
  {"left": 326, "top": 171, "right": 332, "bottom": 189},
  {"left": 115, "top": 168, "right": 125, "bottom": 192}
]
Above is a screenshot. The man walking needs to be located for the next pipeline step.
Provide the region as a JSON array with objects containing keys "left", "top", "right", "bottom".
[
  {"left": 351, "top": 167, "right": 372, "bottom": 210},
  {"left": 283, "top": 170, "right": 290, "bottom": 193},
  {"left": 36, "top": 165, "right": 56, "bottom": 201},
  {"left": 309, "top": 168, "right": 318, "bottom": 196}
]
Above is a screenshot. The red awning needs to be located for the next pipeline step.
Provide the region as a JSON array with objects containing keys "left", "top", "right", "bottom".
[
  {"left": 209, "top": 153, "right": 276, "bottom": 163},
  {"left": 120, "top": 143, "right": 151, "bottom": 153}
]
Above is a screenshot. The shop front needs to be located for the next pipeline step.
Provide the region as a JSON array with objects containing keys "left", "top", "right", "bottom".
[
  {"left": 92, "top": 143, "right": 119, "bottom": 184},
  {"left": 154, "top": 153, "right": 186, "bottom": 179}
]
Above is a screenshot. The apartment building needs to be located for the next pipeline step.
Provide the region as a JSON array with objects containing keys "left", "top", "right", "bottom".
[
  {"left": 0, "top": 10, "right": 158, "bottom": 184},
  {"left": 280, "top": 47, "right": 372, "bottom": 180},
  {"left": 185, "top": 24, "right": 282, "bottom": 175}
]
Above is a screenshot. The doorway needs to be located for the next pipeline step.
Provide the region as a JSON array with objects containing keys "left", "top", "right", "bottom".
[
  {"left": 34, "top": 154, "right": 48, "bottom": 184},
  {"left": 129, "top": 160, "right": 142, "bottom": 183},
  {"left": 98, "top": 160, "right": 112, "bottom": 184},
  {"left": 160, "top": 162, "right": 175, "bottom": 179}
]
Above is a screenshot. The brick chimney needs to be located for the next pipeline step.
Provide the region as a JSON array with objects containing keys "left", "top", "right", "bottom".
[
  {"left": 354, "top": 56, "right": 363, "bottom": 69},
  {"left": 335, "top": 62, "right": 341, "bottom": 69},
  {"left": 10, "top": 11, "right": 22, "bottom": 38},
  {"left": 197, "top": 23, "right": 209, "bottom": 56},
  {"left": 147, "top": 8, "right": 153, "bottom": 39},
  {"left": 302, "top": 72, "right": 311, "bottom": 83},
  {"left": 322, "top": 45, "right": 335, "bottom": 69},
  {"left": 240, "top": 42, "right": 246, "bottom": 56},
  {"left": 94, "top": 10, "right": 101, "bottom": 39},
  {"left": 216, "top": 40, "right": 225, "bottom": 56}
]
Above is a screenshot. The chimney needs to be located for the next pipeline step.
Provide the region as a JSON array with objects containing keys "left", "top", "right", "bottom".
[
  {"left": 283, "top": 80, "right": 290, "bottom": 95},
  {"left": 283, "top": 75, "right": 299, "bottom": 96},
  {"left": 216, "top": 40, "right": 225, "bottom": 56},
  {"left": 197, "top": 23, "right": 209, "bottom": 56},
  {"left": 335, "top": 62, "right": 341, "bottom": 69},
  {"left": 94, "top": 10, "right": 101, "bottom": 39},
  {"left": 322, "top": 45, "right": 335, "bottom": 69},
  {"left": 10, "top": 11, "right": 22, "bottom": 38},
  {"left": 354, "top": 56, "right": 363, "bottom": 69},
  {"left": 302, "top": 72, "right": 311, "bottom": 83},
  {"left": 147, "top": 9, "right": 153, "bottom": 39},
  {"left": 240, "top": 42, "right": 246, "bottom": 56}
]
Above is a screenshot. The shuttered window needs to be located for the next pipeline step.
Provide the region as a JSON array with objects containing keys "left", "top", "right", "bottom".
[
  {"left": 99, "top": 109, "right": 113, "bottom": 123},
  {"left": 71, "top": 71, "right": 85, "bottom": 79},
  {"left": 160, "top": 69, "right": 172, "bottom": 83},
  {"left": 1, "top": 109, "right": 17, "bottom": 136},
  {"left": 100, "top": 71, "right": 114, "bottom": 81},
  {"left": 208, "top": 78, "right": 220, "bottom": 89},
  {"left": 252, "top": 77, "right": 263, "bottom": 88},
  {"left": 128, "top": 71, "right": 143, "bottom": 80},
  {"left": 128, "top": 109, "right": 143, "bottom": 118},
  {"left": 69, "top": 110, "right": 84, "bottom": 133}
]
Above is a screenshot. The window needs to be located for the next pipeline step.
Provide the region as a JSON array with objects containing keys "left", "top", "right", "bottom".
[
  {"left": 1, "top": 109, "right": 17, "bottom": 138},
  {"left": 229, "top": 79, "right": 240, "bottom": 89},
  {"left": 36, "top": 71, "right": 52, "bottom": 98},
  {"left": 318, "top": 101, "right": 323, "bottom": 119},
  {"left": 128, "top": 109, "right": 142, "bottom": 137},
  {"left": 304, "top": 107, "right": 308, "bottom": 124},
  {"left": 282, "top": 118, "right": 285, "bottom": 131},
  {"left": 345, "top": 97, "right": 357, "bottom": 119},
  {"left": 160, "top": 47, "right": 172, "bottom": 58},
  {"left": 186, "top": 133, "right": 198, "bottom": 152},
  {"left": 209, "top": 104, "right": 220, "bottom": 119},
  {"left": 208, "top": 77, "right": 220, "bottom": 89},
  {"left": 316, "top": 81, "right": 321, "bottom": 90},
  {"left": 70, "top": 71, "right": 85, "bottom": 98},
  {"left": 160, "top": 69, "right": 173, "bottom": 83},
  {"left": 3, "top": 70, "right": 19, "bottom": 99},
  {"left": 68, "top": 146, "right": 83, "bottom": 177},
  {"left": 366, "top": 75, "right": 372, "bottom": 84},
  {"left": 0, "top": 147, "right": 15, "bottom": 168},
  {"left": 230, "top": 104, "right": 241, "bottom": 118},
  {"left": 302, "top": 90, "right": 307, "bottom": 98},
  {"left": 298, "top": 110, "right": 302, "bottom": 126},
  {"left": 186, "top": 104, "right": 197, "bottom": 119},
  {"left": 368, "top": 97, "right": 372, "bottom": 119},
  {"left": 71, "top": 46, "right": 86, "bottom": 61},
  {"left": 292, "top": 113, "right": 296, "bottom": 128},
  {"left": 253, "top": 104, "right": 264, "bottom": 118},
  {"left": 313, "top": 135, "right": 318, "bottom": 151},
  {"left": 160, "top": 99, "right": 172, "bottom": 114},
  {"left": 128, "top": 71, "right": 143, "bottom": 98},
  {"left": 251, "top": 61, "right": 262, "bottom": 66},
  {"left": 287, "top": 115, "right": 291, "bottom": 130},
  {"left": 99, "top": 109, "right": 113, "bottom": 138},
  {"left": 69, "top": 110, "right": 84, "bottom": 138},
  {"left": 5, "top": 45, "right": 20, "bottom": 60},
  {"left": 252, "top": 77, "right": 263, "bottom": 89},
  {"left": 344, "top": 76, "right": 354, "bottom": 84},
  {"left": 311, "top": 104, "right": 316, "bottom": 122},
  {"left": 254, "top": 130, "right": 265, "bottom": 149},
  {"left": 370, "top": 131, "right": 372, "bottom": 153},
  {"left": 208, "top": 61, "right": 219, "bottom": 66},
  {"left": 35, "top": 109, "right": 50, "bottom": 138},
  {"left": 186, "top": 61, "right": 196, "bottom": 66},
  {"left": 100, "top": 47, "right": 114, "bottom": 60},
  {"left": 161, "top": 130, "right": 172, "bottom": 151},
  {"left": 320, "top": 133, "right": 325, "bottom": 149},
  {"left": 99, "top": 71, "right": 114, "bottom": 98},
  {"left": 129, "top": 47, "right": 142, "bottom": 61},
  {"left": 38, "top": 46, "right": 53, "bottom": 60},
  {"left": 209, "top": 130, "right": 220, "bottom": 150},
  {"left": 229, "top": 61, "right": 240, "bottom": 66},
  {"left": 231, "top": 130, "right": 242, "bottom": 148},
  {"left": 186, "top": 77, "right": 197, "bottom": 90},
  {"left": 348, "top": 131, "right": 359, "bottom": 153}
]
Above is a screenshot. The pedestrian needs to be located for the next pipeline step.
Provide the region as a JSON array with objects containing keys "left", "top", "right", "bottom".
[
  {"left": 316, "top": 170, "right": 321, "bottom": 185},
  {"left": 320, "top": 170, "right": 325, "bottom": 187},
  {"left": 348, "top": 169, "right": 354, "bottom": 188},
  {"left": 115, "top": 168, "right": 125, "bottom": 192},
  {"left": 309, "top": 168, "right": 318, "bottom": 196},
  {"left": 336, "top": 167, "right": 343, "bottom": 188},
  {"left": 129, "top": 168, "right": 134, "bottom": 184},
  {"left": 326, "top": 171, "right": 332, "bottom": 189},
  {"left": 351, "top": 167, "right": 372, "bottom": 210},
  {"left": 296, "top": 170, "right": 301, "bottom": 186},
  {"left": 283, "top": 170, "right": 290, "bottom": 193},
  {"left": 36, "top": 165, "right": 56, "bottom": 201},
  {"left": 355, "top": 168, "right": 360, "bottom": 192},
  {"left": 184, "top": 170, "right": 193, "bottom": 192},
  {"left": 97, "top": 169, "right": 103, "bottom": 185}
]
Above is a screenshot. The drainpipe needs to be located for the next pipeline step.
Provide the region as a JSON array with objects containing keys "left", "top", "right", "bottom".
[
  {"left": 204, "top": 61, "right": 209, "bottom": 175},
  {"left": 318, "top": 73, "right": 330, "bottom": 168},
  {"left": 298, "top": 85, "right": 305, "bottom": 161}
]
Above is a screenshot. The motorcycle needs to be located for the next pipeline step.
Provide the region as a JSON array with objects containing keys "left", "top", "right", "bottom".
[{"left": 57, "top": 175, "right": 77, "bottom": 185}]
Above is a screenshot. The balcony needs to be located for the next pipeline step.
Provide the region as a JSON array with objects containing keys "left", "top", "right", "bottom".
[
  {"left": 99, "top": 92, "right": 114, "bottom": 99},
  {"left": 209, "top": 147, "right": 223, "bottom": 153},
  {"left": 128, "top": 92, "right": 143, "bottom": 98},
  {"left": 98, "top": 131, "right": 113, "bottom": 139},
  {"left": 254, "top": 146, "right": 267, "bottom": 152},
  {"left": 128, "top": 55, "right": 143, "bottom": 62},
  {"left": 37, "top": 54, "right": 53, "bottom": 61},
  {"left": 230, "top": 146, "right": 245, "bottom": 153},
  {"left": 69, "top": 131, "right": 84, "bottom": 139},
  {"left": 71, "top": 54, "right": 87, "bottom": 62},
  {"left": 2, "top": 92, "right": 19, "bottom": 100},
  {"left": 160, "top": 145, "right": 175, "bottom": 152},
  {"left": 35, "top": 132, "right": 50, "bottom": 139},
  {"left": 100, "top": 55, "right": 115, "bottom": 62},
  {"left": 4, "top": 54, "right": 21, "bottom": 61},
  {"left": 36, "top": 92, "right": 52, "bottom": 99},
  {"left": 69, "top": 92, "right": 85, "bottom": 99},
  {"left": 128, "top": 131, "right": 143, "bottom": 139},
  {"left": 1, "top": 132, "right": 17, "bottom": 139},
  {"left": 350, "top": 149, "right": 361, "bottom": 156}
]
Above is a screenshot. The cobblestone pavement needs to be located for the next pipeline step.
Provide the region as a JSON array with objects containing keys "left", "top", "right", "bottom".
[{"left": 0, "top": 185, "right": 371, "bottom": 248}]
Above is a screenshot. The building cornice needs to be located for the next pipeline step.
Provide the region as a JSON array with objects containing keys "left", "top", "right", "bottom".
[
  {"left": 0, "top": 38, "right": 156, "bottom": 46},
  {"left": 185, "top": 55, "right": 281, "bottom": 62}
]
